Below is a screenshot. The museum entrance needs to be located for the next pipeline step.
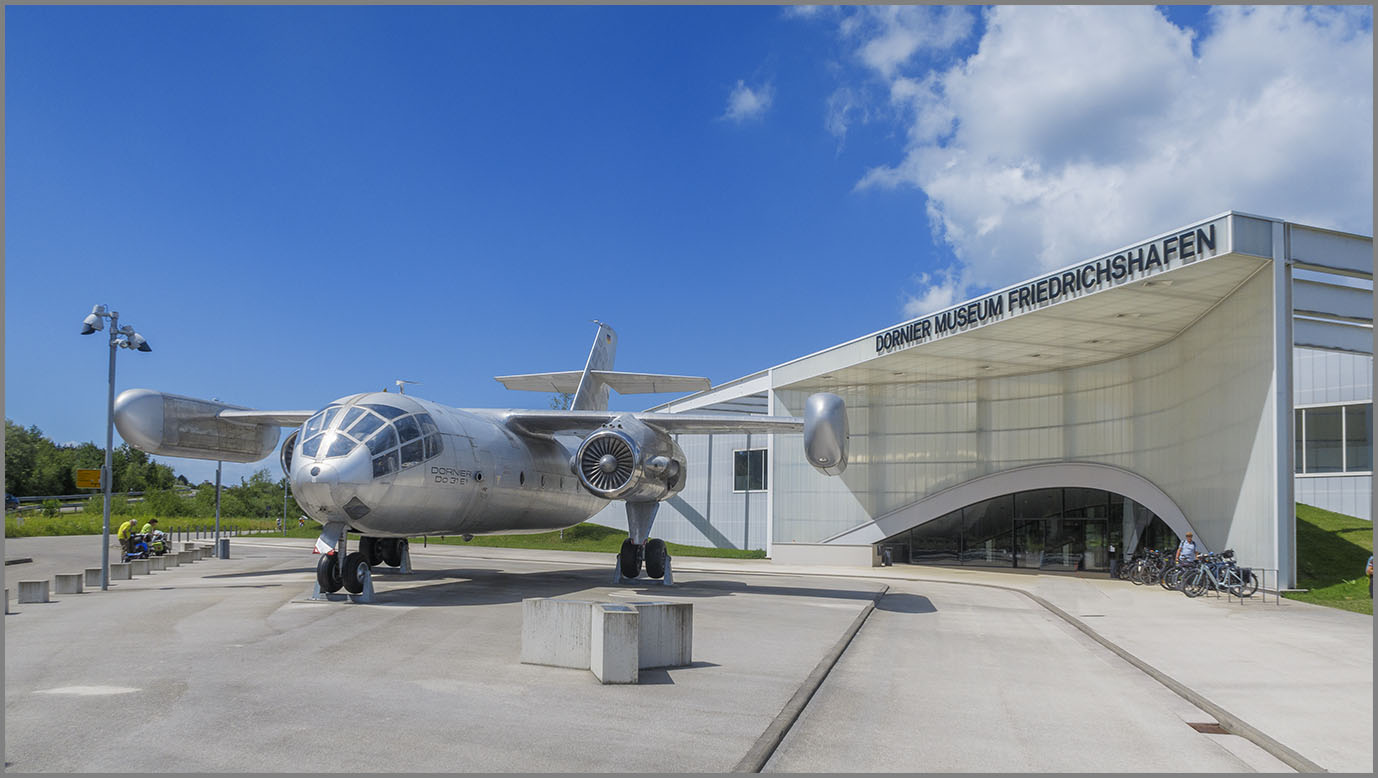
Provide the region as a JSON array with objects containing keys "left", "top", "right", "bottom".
[{"left": 879, "top": 487, "right": 1171, "bottom": 573}]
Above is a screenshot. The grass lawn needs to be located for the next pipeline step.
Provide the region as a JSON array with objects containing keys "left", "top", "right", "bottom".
[
  {"left": 275, "top": 521, "right": 765, "bottom": 559},
  {"left": 1286, "top": 503, "right": 1373, "bottom": 615}
]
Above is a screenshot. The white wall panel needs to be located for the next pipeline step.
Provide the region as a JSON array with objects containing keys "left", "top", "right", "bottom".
[
  {"left": 1294, "top": 348, "right": 1373, "bottom": 405},
  {"left": 1295, "top": 475, "right": 1373, "bottom": 521}
]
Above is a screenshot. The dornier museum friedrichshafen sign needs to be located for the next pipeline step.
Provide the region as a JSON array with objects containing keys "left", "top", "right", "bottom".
[{"left": 875, "top": 217, "right": 1227, "bottom": 355}]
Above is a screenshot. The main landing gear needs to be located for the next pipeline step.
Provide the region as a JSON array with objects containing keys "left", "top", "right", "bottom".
[
  {"left": 312, "top": 526, "right": 412, "bottom": 603},
  {"left": 615, "top": 537, "right": 672, "bottom": 585}
]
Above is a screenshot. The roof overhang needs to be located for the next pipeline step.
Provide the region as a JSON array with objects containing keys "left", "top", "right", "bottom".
[{"left": 774, "top": 212, "right": 1271, "bottom": 391}]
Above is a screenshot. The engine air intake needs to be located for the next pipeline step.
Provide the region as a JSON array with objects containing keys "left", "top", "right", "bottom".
[{"left": 577, "top": 430, "right": 637, "bottom": 495}]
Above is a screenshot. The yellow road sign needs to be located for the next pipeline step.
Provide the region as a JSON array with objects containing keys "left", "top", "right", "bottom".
[{"left": 76, "top": 469, "right": 102, "bottom": 489}]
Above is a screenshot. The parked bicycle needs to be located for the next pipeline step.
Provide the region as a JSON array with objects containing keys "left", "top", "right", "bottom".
[{"left": 1181, "top": 549, "right": 1258, "bottom": 598}]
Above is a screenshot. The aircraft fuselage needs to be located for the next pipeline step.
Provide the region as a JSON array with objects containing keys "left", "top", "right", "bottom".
[{"left": 290, "top": 392, "right": 607, "bottom": 538}]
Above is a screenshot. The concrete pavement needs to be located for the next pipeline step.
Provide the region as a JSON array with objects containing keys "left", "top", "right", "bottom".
[{"left": 3, "top": 536, "right": 1371, "bottom": 772}]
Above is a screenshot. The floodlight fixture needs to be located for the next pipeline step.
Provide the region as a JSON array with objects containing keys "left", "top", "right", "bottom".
[{"left": 79, "top": 303, "right": 152, "bottom": 590}]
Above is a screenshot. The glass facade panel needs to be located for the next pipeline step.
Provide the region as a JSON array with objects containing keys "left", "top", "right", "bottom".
[
  {"left": 1345, "top": 404, "right": 1371, "bottom": 471},
  {"left": 910, "top": 510, "right": 962, "bottom": 563},
  {"left": 881, "top": 488, "right": 1150, "bottom": 573},
  {"left": 734, "top": 450, "right": 767, "bottom": 491},
  {"left": 1295, "top": 409, "right": 1305, "bottom": 473},
  {"left": 1305, "top": 406, "right": 1344, "bottom": 473},
  {"left": 1015, "top": 488, "right": 1062, "bottom": 519},
  {"left": 961, "top": 496, "right": 1013, "bottom": 567}
]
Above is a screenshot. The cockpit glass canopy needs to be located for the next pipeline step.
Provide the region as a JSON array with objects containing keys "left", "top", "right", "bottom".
[{"left": 298, "top": 399, "right": 443, "bottom": 477}]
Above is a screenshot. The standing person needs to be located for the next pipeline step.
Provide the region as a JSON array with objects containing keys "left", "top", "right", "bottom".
[
  {"left": 117, "top": 517, "right": 139, "bottom": 557},
  {"left": 1366, "top": 555, "right": 1373, "bottom": 599},
  {"left": 1175, "top": 532, "right": 1198, "bottom": 563}
]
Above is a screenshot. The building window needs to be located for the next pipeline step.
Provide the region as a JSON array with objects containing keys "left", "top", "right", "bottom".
[
  {"left": 733, "top": 449, "right": 767, "bottom": 492},
  {"left": 1295, "top": 403, "right": 1373, "bottom": 474}
]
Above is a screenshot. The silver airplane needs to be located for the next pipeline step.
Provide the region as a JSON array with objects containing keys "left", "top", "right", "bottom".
[{"left": 112, "top": 322, "right": 848, "bottom": 595}]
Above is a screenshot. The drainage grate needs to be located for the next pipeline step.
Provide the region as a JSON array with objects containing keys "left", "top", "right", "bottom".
[{"left": 1187, "top": 722, "right": 1230, "bottom": 734}]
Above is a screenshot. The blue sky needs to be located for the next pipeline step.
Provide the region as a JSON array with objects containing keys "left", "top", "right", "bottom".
[{"left": 5, "top": 5, "right": 1371, "bottom": 485}]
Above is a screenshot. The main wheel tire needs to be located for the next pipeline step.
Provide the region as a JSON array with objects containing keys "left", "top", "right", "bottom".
[
  {"left": 645, "top": 538, "right": 668, "bottom": 580},
  {"left": 1183, "top": 572, "right": 1207, "bottom": 598},
  {"left": 360, "top": 537, "right": 384, "bottom": 567},
  {"left": 341, "top": 552, "right": 368, "bottom": 595},
  {"left": 381, "top": 538, "right": 403, "bottom": 568},
  {"left": 316, "top": 554, "right": 343, "bottom": 593},
  {"left": 619, "top": 538, "right": 642, "bottom": 579}
]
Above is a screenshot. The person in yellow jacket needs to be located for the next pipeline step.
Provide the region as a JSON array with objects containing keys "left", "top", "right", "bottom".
[{"left": 117, "top": 518, "right": 139, "bottom": 557}]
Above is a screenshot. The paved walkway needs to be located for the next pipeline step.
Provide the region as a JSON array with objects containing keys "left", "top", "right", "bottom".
[
  {"left": 7, "top": 537, "right": 1372, "bottom": 772},
  {"left": 423, "top": 545, "right": 1373, "bottom": 774}
]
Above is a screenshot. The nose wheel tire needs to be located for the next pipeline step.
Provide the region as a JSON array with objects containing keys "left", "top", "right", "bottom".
[
  {"left": 644, "top": 538, "right": 669, "bottom": 580},
  {"left": 341, "top": 552, "right": 369, "bottom": 595},
  {"left": 316, "top": 554, "right": 343, "bottom": 593},
  {"left": 619, "top": 538, "right": 643, "bottom": 579}
]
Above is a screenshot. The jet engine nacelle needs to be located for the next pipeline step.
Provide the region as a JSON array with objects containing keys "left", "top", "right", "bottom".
[
  {"left": 114, "top": 388, "right": 280, "bottom": 463},
  {"left": 803, "top": 392, "right": 849, "bottom": 476},
  {"left": 573, "top": 415, "right": 686, "bottom": 502}
]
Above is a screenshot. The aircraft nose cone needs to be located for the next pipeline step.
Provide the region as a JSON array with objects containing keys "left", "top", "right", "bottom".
[{"left": 598, "top": 453, "right": 619, "bottom": 474}]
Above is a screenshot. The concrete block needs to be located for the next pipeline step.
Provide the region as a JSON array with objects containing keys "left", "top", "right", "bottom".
[
  {"left": 18, "top": 580, "right": 50, "bottom": 603},
  {"left": 109, "top": 563, "right": 132, "bottom": 580},
  {"left": 183, "top": 542, "right": 198, "bottom": 552},
  {"left": 164, "top": 553, "right": 180, "bottom": 568},
  {"left": 150, "top": 556, "right": 167, "bottom": 571},
  {"left": 177, "top": 551, "right": 195, "bottom": 565},
  {"left": 85, "top": 568, "right": 103, "bottom": 587},
  {"left": 520, "top": 598, "right": 595, "bottom": 669},
  {"left": 628, "top": 601, "right": 693, "bottom": 669},
  {"left": 591, "top": 603, "right": 639, "bottom": 684},
  {"left": 129, "top": 559, "right": 151, "bottom": 575},
  {"left": 53, "top": 573, "right": 84, "bottom": 595}
]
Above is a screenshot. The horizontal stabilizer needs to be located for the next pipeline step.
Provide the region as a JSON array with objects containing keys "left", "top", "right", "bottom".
[{"left": 495, "top": 371, "right": 710, "bottom": 395}]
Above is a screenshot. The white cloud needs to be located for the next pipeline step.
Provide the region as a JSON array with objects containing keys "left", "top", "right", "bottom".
[
  {"left": 723, "top": 80, "right": 774, "bottom": 123},
  {"left": 843, "top": 5, "right": 1373, "bottom": 303},
  {"left": 902, "top": 271, "right": 961, "bottom": 318}
]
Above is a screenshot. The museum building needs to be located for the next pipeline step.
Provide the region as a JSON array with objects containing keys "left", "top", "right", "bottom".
[{"left": 589, "top": 212, "right": 1373, "bottom": 589}]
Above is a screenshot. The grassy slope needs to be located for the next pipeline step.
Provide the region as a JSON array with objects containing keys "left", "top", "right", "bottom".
[
  {"left": 1286, "top": 503, "right": 1373, "bottom": 615},
  {"left": 4, "top": 513, "right": 764, "bottom": 560}
]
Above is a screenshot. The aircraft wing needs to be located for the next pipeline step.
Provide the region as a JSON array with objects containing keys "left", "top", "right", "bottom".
[
  {"left": 493, "top": 371, "right": 585, "bottom": 393},
  {"left": 218, "top": 409, "right": 316, "bottom": 427},
  {"left": 500, "top": 410, "right": 803, "bottom": 437},
  {"left": 495, "top": 371, "right": 710, "bottom": 395}
]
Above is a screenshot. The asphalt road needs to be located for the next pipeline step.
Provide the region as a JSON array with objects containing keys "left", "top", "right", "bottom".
[{"left": 4, "top": 536, "right": 1298, "bottom": 772}]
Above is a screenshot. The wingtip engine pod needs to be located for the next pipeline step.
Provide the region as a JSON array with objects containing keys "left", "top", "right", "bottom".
[
  {"left": 803, "top": 392, "right": 848, "bottom": 476},
  {"left": 114, "top": 388, "right": 280, "bottom": 463}
]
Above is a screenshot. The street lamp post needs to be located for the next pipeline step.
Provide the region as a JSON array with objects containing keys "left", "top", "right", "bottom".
[{"left": 80, "top": 305, "right": 152, "bottom": 591}]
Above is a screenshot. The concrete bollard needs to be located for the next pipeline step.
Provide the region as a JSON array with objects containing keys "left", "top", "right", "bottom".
[
  {"left": 150, "top": 556, "right": 167, "bottom": 571},
  {"left": 520, "top": 598, "right": 595, "bottom": 669},
  {"left": 165, "top": 553, "right": 180, "bottom": 568},
  {"left": 521, "top": 598, "right": 693, "bottom": 683},
  {"left": 177, "top": 551, "right": 195, "bottom": 565},
  {"left": 627, "top": 601, "right": 694, "bottom": 669},
  {"left": 591, "top": 603, "right": 639, "bottom": 684},
  {"left": 129, "top": 559, "right": 151, "bottom": 576},
  {"left": 18, "top": 580, "right": 50, "bottom": 603},
  {"left": 183, "top": 542, "right": 197, "bottom": 552},
  {"left": 53, "top": 573, "right": 84, "bottom": 595},
  {"left": 109, "top": 563, "right": 132, "bottom": 580},
  {"left": 85, "top": 568, "right": 103, "bottom": 587}
]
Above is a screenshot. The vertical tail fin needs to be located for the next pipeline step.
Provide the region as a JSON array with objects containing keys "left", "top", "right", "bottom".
[{"left": 571, "top": 321, "right": 618, "bottom": 411}]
